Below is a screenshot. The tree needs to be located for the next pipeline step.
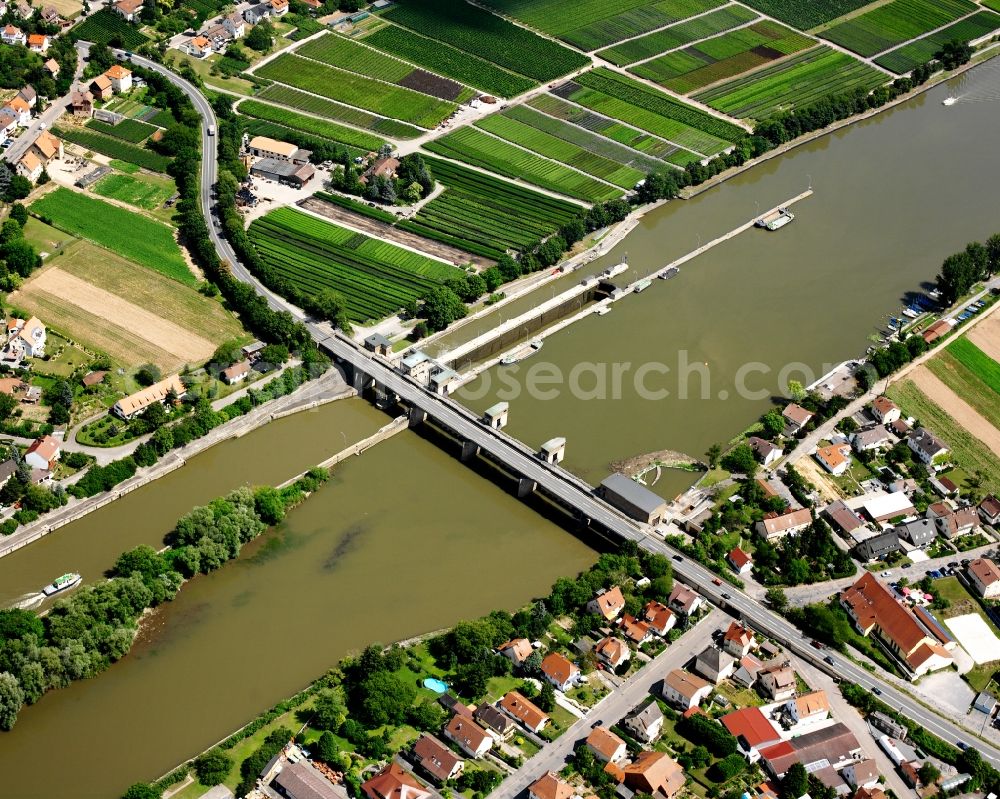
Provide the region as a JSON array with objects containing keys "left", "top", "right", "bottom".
[
  {"left": 316, "top": 730, "right": 340, "bottom": 764},
  {"left": 537, "top": 680, "right": 556, "bottom": 712},
  {"left": 706, "top": 443, "right": 722, "bottom": 469},
  {"left": 765, "top": 587, "right": 788, "bottom": 613},
  {"left": 360, "top": 671, "right": 416, "bottom": 725},
  {"left": 9, "top": 203, "right": 27, "bottom": 226},
  {"left": 3, "top": 174, "right": 32, "bottom": 202},
  {"left": 135, "top": 363, "right": 162, "bottom": 387},
  {"left": 193, "top": 748, "right": 233, "bottom": 786},
  {"left": 2, "top": 239, "right": 40, "bottom": 277},
  {"left": 0, "top": 392, "right": 16, "bottom": 422},
  {"left": 760, "top": 410, "right": 785, "bottom": 438},
  {"left": 246, "top": 20, "right": 274, "bottom": 51},
  {"left": 311, "top": 689, "right": 348, "bottom": 731},
  {"left": 0, "top": 671, "right": 24, "bottom": 730},
  {"left": 310, "top": 288, "right": 351, "bottom": 332},
  {"left": 253, "top": 486, "right": 285, "bottom": 525},
  {"left": 721, "top": 443, "right": 758, "bottom": 476},
  {"left": 121, "top": 785, "right": 160, "bottom": 799},
  {"left": 917, "top": 762, "right": 940, "bottom": 786},
  {"left": 787, "top": 380, "right": 807, "bottom": 402},
  {"left": 420, "top": 286, "right": 467, "bottom": 331},
  {"left": 781, "top": 763, "right": 809, "bottom": 799},
  {"left": 935, "top": 39, "right": 973, "bottom": 70}
]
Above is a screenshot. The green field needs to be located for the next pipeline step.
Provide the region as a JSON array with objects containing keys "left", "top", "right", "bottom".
[
  {"left": 256, "top": 84, "right": 422, "bottom": 139},
  {"left": 738, "top": 0, "right": 874, "bottom": 29},
  {"left": 874, "top": 10, "right": 1000, "bottom": 73},
  {"left": 598, "top": 4, "right": 759, "bottom": 65},
  {"left": 86, "top": 118, "right": 159, "bottom": 144},
  {"left": 822, "top": 0, "right": 977, "bottom": 57},
  {"left": 239, "top": 100, "right": 387, "bottom": 151},
  {"left": 249, "top": 208, "right": 458, "bottom": 322},
  {"left": 629, "top": 20, "right": 816, "bottom": 94},
  {"left": 92, "top": 173, "right": 175, "bottom": 213},
  {"left": 362, "top": 25, "right": 535, "bottom": 98},
  {"left": 31, "top": 189, "right": 193, "bottom": 286},
  {"left": 424, "top": 126, "right": 622, "bottom": 203},
  {"left": 694, "top": 45, "right": 887, "bottom": 118},
  {"left": 984, "top": 0, "right": 1000, "bottom": 11},
  {"left": 255, "top": 54, "right": 456, "bottom": 128},
  {"left": 925, "top": 337, "right": 1000, "bottom": 431},
  {"left": 55, "top": 126, "right": 171, "bottom": 172},
  {"left": 70, "top": 8, "right": 148, "bottom": 47},
  {"left": 887, "top": 378, "right": 1000, "bottom": 495}
]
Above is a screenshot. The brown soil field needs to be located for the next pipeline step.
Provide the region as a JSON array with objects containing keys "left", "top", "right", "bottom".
[
  {"left": 909, "top": 366, "right": 1000, "bottom": 454},
  {"left": 966, "top": 309, "right": 1000, "bottom": 362}
]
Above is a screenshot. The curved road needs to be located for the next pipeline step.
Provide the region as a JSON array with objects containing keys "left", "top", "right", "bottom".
[{"left": 79, "top": 44, "right": 1000, "bottom": 769}]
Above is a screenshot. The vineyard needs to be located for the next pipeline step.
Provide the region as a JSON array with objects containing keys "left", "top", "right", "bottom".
[
  {"left": 424, "top": 126, "right": 622, "bottom": 203},
  {"left": 70, "top": 9, "right": 148, "bottom": 48},
  {"left": 597, "top": 5, "right": 759, "bottom": 66},
  {"left": 362, "top": 25, "right": 535, "bottom": 98},
  {"left": 86, "top": 118, "right": 158, "bottom": 144},
  {"left": 399, "top": 156, "right": 581, "bottom": 260},
  {"left": 694, "top": 45, "right": 887, "bottom": 118},
  {"left": 874, "top": 10, "right": 1000, "bottom": 73},
  {"left": 630, "top": 20, "right": 816, "bottom": 94},
  {"left": 737, "top": 0, "right": 874, "bottom": 30},
  {"left": 238, "top": 100, "right": 387, "bottom": 152},
  {"left": 382, "top": 0, "right": 589, "bottom": 82},
  {"left": 254, "top": 54, "right": 456, "bottom": 128},
  {"left": 821, "top": 0, "right": 977, "bottom": 57},
  {"left": 256, "top": 85, "right": 422, "bottom": 139},
  {"left": 55, "top": 127, "right": 171, "bottom": 172},
  {"left": 248, "top": 208, "right": 457, "bottom": 323}
]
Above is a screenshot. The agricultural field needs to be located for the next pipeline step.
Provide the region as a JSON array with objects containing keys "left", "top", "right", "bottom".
[
  {"left": 55, "top": 126, "right": 171, "bottom": 172},
  {"left": 925, "top": 337, "right": 1000, "bottom": 431},
  {"left": 424, "top": 126, "right": 623, "bottom": 203},
  {"left": 92, "top": 172, "right": 176, "bottom": 215},
  {"left": 984, "top": 0, "right": 1000, "bottom": 11},
  {"left": 821, "top": 0, "right": 977, "bottom": 57},
  {"left": 598, "top": 4, "right": 760, "bottom": 66},
  {"left": 256, "top": 84, "right": 422, "bottom": 139},
  {"left": 554, "top": 68, "right": 742, "bottom": 155},
  {"left": 361, "top": 25, "right": 535, "bottom": 98},
  {"left": 238, "top": 100, "right": 387, "bottom": 152},
  {"left": 248, "top": 208, "right": 459, "bottom": 323},
  {"left": 255, "top": 54, "right": 456, "bottom": 128},
  {"left": 296, "top": 33, "right": 470, "bottom": 102},
  {"left": 694, "top": 45, "right": 887, "bottom": 118},
  {"left": 382, "top": 0, "right": 589, "bottom": 81},
  {"left": 478, "top": 0, "right": 727, "bottom": 51},
  {"left": 31, "top": 189, "right": 193, "bottom": 286},
  {"left": 738, "top": 0, "right": 876, "bottom": 30},
  {"left": 400, "top": 156, "right": 581, "bottom": 260},
  {"left": 874, "top": 10, "right": 1000, "bottom": 73},
  {"left": 629, "top": 20, "right": 815, "bottom": 94},
  {"left": 86, "top": 118, "right": 158, "bottom": 144},
  {"left": 70, "top": 8, "right": 148, "bottom": 48},
  {"left": 475, "top": 113, "right": 646, "bottom": 189}
]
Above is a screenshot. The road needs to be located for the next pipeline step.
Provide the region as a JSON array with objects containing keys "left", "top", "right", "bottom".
[{"left": 80, "top": 44, "right": 1000, "bottom": 768}]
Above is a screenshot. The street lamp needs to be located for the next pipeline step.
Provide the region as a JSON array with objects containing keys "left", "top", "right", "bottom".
[{"left": 807, "top": 174, "right": 812, "bottom": 191}]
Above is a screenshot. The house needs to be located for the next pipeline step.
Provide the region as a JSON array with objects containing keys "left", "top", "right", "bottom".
[
  {"left": 437, "top": 693, "right": 471, "bottom": 719},
  {"left": 662, "top": 669, "right": 711, "bottom": 710},
  {"left": 642, "top": 600, "right": 676, "bottom": 636},
  {"left": 852, "top": 427, "right": 891, "bottom": 453},
  {"left": 981, "top": 495, "right": 1000, "bottom": 527},
  {"left": 204, "top": 23, "right": 231, "bottom": 51},
  {"left": 748, "top": 436, "right": 783, "bottom": 467},
  {"left": 70, "top": 88, "right": 94, "bottom": 117},
  {"left": 722, "top": 622, "right": 755, "bottom": 658},
  {"left": 499, "top": 691, "right": 549, "bottom": 733},
  {"left": 41, "top": 5, "right": 62, "bottom": 23},
  {"left": 622, "top": 697, "right": 664, "bottom": 743},
  {"left": 5, "top": 316, "right": 46, "bottom": 359},
  {"left": 473, "top": 704, "right": 516, "bottom": 740},
  {"left": 840, "top": 573, "right": 954, "bottom": 678},
  {"left": 444, "top": 714, "right": 491, "bottom": 758},
  {"left": 785, "top": 690, "right": 830, "bottom": 725},
  {"left": 27, "top": 33, "right": 49, "bottom": 53},
  {"left": 908, "top": 427, "right": 949, "bottom": 466},
  {"left": 360, "top": 155, "right": 400, "bottom": 185},
  {"left": 968, "top": 558, "right": 1000, "bottom": 599},
  {"left": 182, "top": 35, "right": 213, "bottom": 58},
  {"left": 722, "top": 707, "right": 782, "bottom": 759},
  {"left": 25, "top": 435, "right": 61, "bottom": 470},
  {"left": 271, "top": 759, "right": 350, "bottom": 799},
  {"left": 854, "top": 530, "right": 901, "bottom": 562},
  {"left": 732, "top": 654, "right": 764, "bottom": 688},
  {"left": 727, "top": 547, "right": 753, "bottom": 575},
  {"left": 244, "top": 2, "right": 272, "bottom": 24},
  {"left": 842, "top": 759, "right": 880, "bottom": 789},
  {"left": 90, "top": 75, "right": 113, "bottom": 101},
  {"left": 221, "top": 361, "right": 251, "bottom": 385},
  {"left": 105, "top": 65, "right": 133, "bottom": 94},
  {"left": 271, "top": 0, "right": 289, "bottom": 14},
  {"left": 757, "top": 663, "right": 795, "bottom": 701},
  {"left": 759, "top": 723, "right": 861, "bottom": 779},
  {"left": 362, "top": 763, "right": 431, "bottom": 799},
  {"left": 0, "top": 377, "right": 25, "bottom": 396},
  {"left": 529, "top": 773, "right": 574, "bottom": 799},
  {"left": 888, "top": 417, "right": 911, "bottom": 438},
  {"left": 667, "top": 584, "right": 702, "bottom": 616},
  {"left": 932, "top": 506, "right": 978, "bottom": 539},
  {"left": 825, "top": 501, "right": 867, "bottom": 538},
  {"left": 896, "top": 518, "right": 935, "bottom": 547},
  {"left": 44, "top": 58, "right": 59, "bottom": 77},
  {"left": 5, "top": 96, "right": 30, "bottom": 126},
  {"left": 412, "top": 733, "right": 463, "bottom": 783},
  {"left": 597, "top": 472, "right": 667, "bottom": 525},
  {"left": 861, "top": 491, "right": 915, "bottom": 523},
  {"left": 871, "top": 396, "right": 900, "bottom": 425},
  {"left": 782, "top": 403, "right": 813, "bottom": 432},
  {"left": 587, "top": 585, "right": 625, "bottom": 621},
  {"left": 619, "top": 614, "right": 652, "bottom": 646},
  {"left": 692, "top": 646, "right": 735, "bottom": 685},
  {"left": 1, "top": 24, "right": 24, "bottom": 45},
  {"left": 0, "top": 459, "right": 17, "bottom": 489},
  {"left": 114, "top": 0, "right": 144, "bottom": 22},
  {"left": 498, "top": 638, "right": 533, "bottom": 666},
  {"left": 622, "top": 752, "right": 685, "bottom": 799},
  {"left": 113, "top": 374, "right": 186, "bottom": 420},
  {"left": 540, "top": 652, "right": 580, "bottom": 692},
  {"left": 83, "top": 370, "right": 108, "bottom": 388},
  {"left": 815, "top": 443, "right": 851, "bottom": 476},
  {"left": 587, "top": 726, "right": 627, "bottom": 764},
  {"left": 755, "top": 508, "right": 811, "bottom": 541},
  {"left": 17, "top": 86, "right": 35, "bottom": 108},
  {"left": 223, "top": 11, "right": 246, "bottom": 38},
  {"left": 929, "top": 475, "right": 958, "bottom": 496},
  {"left": 974, "top": 690, "right": 998, "bottom": 715},
  {"left": 922, "top": 319, "right": 952, "bottom": 344},
  {"left": 0, "top": 107, "right": 17, "bottom": 140},
  {"left": 595, "top": 636, "right": 630, "bottom": 669}
]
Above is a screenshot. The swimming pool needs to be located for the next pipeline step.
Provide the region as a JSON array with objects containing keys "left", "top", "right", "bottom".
[{"left": 423, "top": 678, "right": 448, "bottom": 693}]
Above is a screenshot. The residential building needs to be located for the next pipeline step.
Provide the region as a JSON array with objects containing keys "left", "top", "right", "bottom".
[
  {"left": 587, "top": 585, "right": 625, "bottom": 621},
  {"left": 27, "top": 33, "right": 49, "bottom": 53},
  {"left": 595, "top": 636, "right": 630, "bottom": 669},
  {"left": 112, "top": 374, "right": 186, "bottom": 420},
  {"left": 692, "top": 646, "right": 734, "bottom": 684},
  {"left": 0, "top": 459, "right": 17, "bottom": 489},
  {"left": 17, "top": 86, "right": 35, "bottom": 108},
  {"left": 757, "top": 663, "right": 795, "bottom": 701},
  {"left": 622, "top": 697, "right": 664, "bottom": 743},
  {"left": 105, "top": 65, "right": 133, "bottom": 93},
  {"left": 13, "top": 151, "right": 40, "bottom": 181},
  {"left": 70, "top": 87, "right": 94, "bottom": 117},
  {"left": 622, "top": 752, "right": 685, "bottom": 799},
  {"left": 114, "top": 0, "right": 144, "bottom": 21},
  {"left": 748, "top": 436, "right": 783, "bottom": 467},
  {"left": 587, "top": 726, "right": 627, "bottom": 764},
  {"left": 642, "top": 600, "right": 676, "bottom": 636},
  {"left": 223, "top": 11, "right": 246, "bottom": 38},
  {"left": 932, "top": 506, "right": 978, "bottom": 539},
  {"left": 861, "top": 491, "right": 915, "bottom": 523},
  {"left": 244, "top": 3, "right": 272, "bottom": 24},
  {"left": 732, "top": 654, "right": 764, "bottom": 688},
  {"left": 182, "top": 35, "right": 213, "bottom": 58},
  {"left": 722, "top": 707, "right": 782, "bottom": 760},
  {"left": 854, "top": 530, "right": 901, "bottom": 562},
  {"left": 499, "top": 691, "right": 548, "bottom": 733},
  {"left": 782, "top": 403, "right": 813, "bottom": 432},
  {"left": 815, "top": 443, "right": 851, "bottom": 476},
  {"left": 727, "top": 547, "right": 753, "bottom": 575},
  {"left": 44, "top": 57, "right": 59, "bottom": 76},
  {"left": 271, "top": 0, "right": 289, "bottom": 14},
  {"left": 662, "top": 669, "right": 711, "bottom": 710},
  {"left": 896, "top": 518, "right": 935, "bottom": 547},
  {"left": 852, "top": 428, "right": 891, "bottom": 453},
  {"left": 497, "top": 638, "right": 533, "bottom": 666},
  {"left": 412, "top": 733, "right": 463, "bottom": 783},
  {"left": 784, "top": 690, "right": 830, "bottom": 725},
  {"left": 980, "top": 495, "right": 1000, "bottom": 527},
  {"left": 360, "top": 155, "right": 400, "bottom": 185},
  {"left": 871, "top": 396, "right": 900, "bottom": 425},
  {"left": 271, "top": 759, "right": 350, "bottom": 799},
  {"left": 840, "top": 573, "right": 954, "bottom": 678},
  {"left": 529, "top": 773, "right": 573, "bottom": 799},
  {"left": 5, "top": 316, "right": 46, "bottom": 359},
  {"left": 444, "top": 714, "right": 491, "bottom": 758},
  {"left": 667, "top": 584, "right": 702, "bottom": 615},
  {"left": 362, "top": 763, "right": 431, "bottom": 799},
  {"left": 222, "top": 361, "right": 251, "bottom": 385},
  {"left": 90, "top": 75, "right": 113, "bottom": 100},
  {"left": 25, "top": 435, "right": 60, "bottom": 470},
  {"left": 842, "top": 759, "right": 880, "bottom": 789},
  {"left": 825, "top": 501, "right": 867, "bottom": 538},
  {"left": 756, "top": 508, "right": 811, "bottom": 541},
  {"left": 473, "top": 704, "right": 516, "bottom": 740},
  {"left": 968, "top": 558, "right": 1000, "bottom": 599},
  {"left": 0, "top": 106, "right": 18, "bottom": 140},
  {"left": 597, "top": 472, "right": 667, "bottom": 525},
  {"left": 722, "top": 622, "right": 755, "bottom": 658},
  {"left": 619, "top": 613, "right": 652, "bottom": 646},
  {"left": 1, "top": 24, "right": 25, "bottom": 45},
  {"left": 5, "top": 95, "right": 30, "bottom": 126},
  {"left": 908, "top": 427, "right": 949, "bottom": 465},
  {"left": 540, "top": 652, "right": 580, "bottom": 691}
]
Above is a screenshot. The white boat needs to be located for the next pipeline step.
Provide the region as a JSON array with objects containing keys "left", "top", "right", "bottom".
[
  {"left": 42, "top": 573, "right": 82, "bottom": 596},
  {"left": 500, "top": 339, "right": 543, "bottom": 365},
  {"left": 595, "top": 306, "right": 611, "bottom": 316},
  {"left": 756, "top": 207, "right": 795, "bottom": 230},
  {"left": 633, "top": 278, "right": 652, "bottom": 294},
  {"left": 902, "top": 308, "right": 920, "bottom": 319}
]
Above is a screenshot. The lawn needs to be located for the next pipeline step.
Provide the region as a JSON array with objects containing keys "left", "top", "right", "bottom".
[
  {"left": 935, "top": 576, "right": 1000, "bottom": 634},
  {"left": 30, "top": 188, "right": 192, "bottom": 285},
  {"left": 925, "top": 339, "right": 1000, "bottom": 432},
  {"left": 92, "top": 172, "right": 176, "bottom": 215},
  {"left": 171, "top": 51, "right": 256, "bottom": 95},
  {"left": 821, "top": 0, "right": 977, "bottom": 57}
]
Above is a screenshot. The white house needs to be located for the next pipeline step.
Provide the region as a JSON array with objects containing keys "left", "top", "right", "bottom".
[
  {"left": 1, "top": 24, "right": 25, "bottom": 45},
  {"left": 661, "top": 669, "right": 711, "bottom": 710},
  {"left": 968, "top": 558, "right": 1000, "bottom": 599},
  {"left": 444, "top": 714, "right": 492, "bottom": 759},
  {"left": 815, "top": 443, "right": 851, "bottom": 476},
  {"left": 104, "top": 65, "right": 133, "bottom": 94},
  {"left": 908, "top": 427, "right": 949, "bottom": 465},
  {"left": 586, "top": 727, "right": 627, "bottom": 764},
  {"left": 114, "top": 0, "right": 144, "bottom": 22},
  {"left": 223, "top": 11, "right": 245, "bottom": 38},
  {"left": 871, "top": 396, "right": 900, "bottom": 425},
  {"left": 25, "top": 435, "right": 60, "bottom": 470},
  {"left": 540, "top": 652, "right": 580, "bottom": 692},
  {"left": 5, "top": 317, "right": 46, "bottom": 359}
]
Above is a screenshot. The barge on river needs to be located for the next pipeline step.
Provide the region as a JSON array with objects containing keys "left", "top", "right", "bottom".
[
  {"left": 756, "top": 207, "right": 795, "bottom": 231},
  {"left": 501, "top": 339, "right": 543, "bottom": 365}
]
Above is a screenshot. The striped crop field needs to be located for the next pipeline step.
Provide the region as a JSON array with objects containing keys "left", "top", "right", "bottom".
[
  {"left": 874, "top": 10, "right": 1000, "bottom": 73},
  {"left": 86, "top": 118, "right": 158, "bottom": 144},
  {"left": 737, "top": 0, "right": 873, "bottom": 29},
  {"left": 255, "top": 54, "right": 456, "bottom": 128},
  {"left": 630, "top": 20, "right": 816, "bottom": 94},
  {"left": 239, "top": 100, "right": 387, "bottom": 152},
  {"left": 694, "top": 45, "right": 886, "bottom": 118},
  {"left": 821, "top": 0, "right": 977, "bottom": 57},
  {"left": 475, "top": 113, "right": 646, "bottom": 189},
  {"left": 55, "top": 126, "right": 171, "bottom": 172},
  {"left": 423, "top": 126, "right": 623, "bottom": 203},
  {"left": 399, "top": 156, "right": 581, "bottom": 260},
  {"left": 598, "top": 4, "right": 760, "bottom": 66},
  {"left": 478, "top": 0, "right": 727, "bottom": 51},
  {"left": 361, "top": 24, "right": 535, "bottom": 98},
  {"left": 249, "top": 208, "right": 459, "bottom": 323},
  {"left": 255, "top": 85, "right": 422, "bottom": 139}
]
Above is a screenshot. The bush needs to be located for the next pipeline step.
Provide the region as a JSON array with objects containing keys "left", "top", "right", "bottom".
[{"left": 193, "top": 748, "right": 233, "bottom": 786}]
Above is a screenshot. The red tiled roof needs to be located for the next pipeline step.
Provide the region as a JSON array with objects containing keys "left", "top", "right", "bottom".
[{"left": 722, "top": 707, "right": 781, "bottom": 748}]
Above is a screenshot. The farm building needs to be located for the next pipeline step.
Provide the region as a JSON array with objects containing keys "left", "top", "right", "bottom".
[
  {"left": 247, "top": 135, "right": 310, "bottom": 163},
  {"left": 250, "top": 158, "right": 315, "bottom": 188}
]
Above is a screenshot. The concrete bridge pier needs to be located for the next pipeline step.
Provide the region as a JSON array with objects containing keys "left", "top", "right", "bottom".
[
  {"left": 351, "top": 366, "right": 372, "bottom": 393},
  {"left": 408, "top": 406, "right": 427, "bottom": 427},
  {"left": 460, "top": 440, "right": 480, "bottom": 462},
  {"left": 517, "top": 477, "right": 537, "bottom": 498}
]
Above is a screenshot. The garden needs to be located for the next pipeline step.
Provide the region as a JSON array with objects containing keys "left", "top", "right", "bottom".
[{"left": 55, "top": 126, "right": 171, "bottom": 172}]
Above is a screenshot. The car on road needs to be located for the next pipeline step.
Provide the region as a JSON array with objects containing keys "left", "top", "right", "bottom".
[
  {"left": 873, "top": 687, "right": 882, "bottom": 695},
  {"left": 672, "top": 555, "right": 683, "bottom": 562},
  {"left": 591, "top": 719, "right": 603, "bottom": 728},
  {"left": 824, "top": 655, "right": 835, "bottom": 665},
  {"left": 721, "top": 592, "right": 731, "bottom": 600},
  {"left": 958, "top": 741, "right": 968, "bottom": 750},
  {"left": 902, "top": 563, "right": 911, "bottom": 569},
  {"left": 712, "top": 578, "right": 722, "bottom": 586},
  {"left": 811, "top": 639, "right": 824, "bottom": 649}
]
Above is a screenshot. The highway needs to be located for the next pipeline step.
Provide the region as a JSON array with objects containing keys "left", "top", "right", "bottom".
[{"left": 82, "top": 45, "right": 1000, "bottom": 769}]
